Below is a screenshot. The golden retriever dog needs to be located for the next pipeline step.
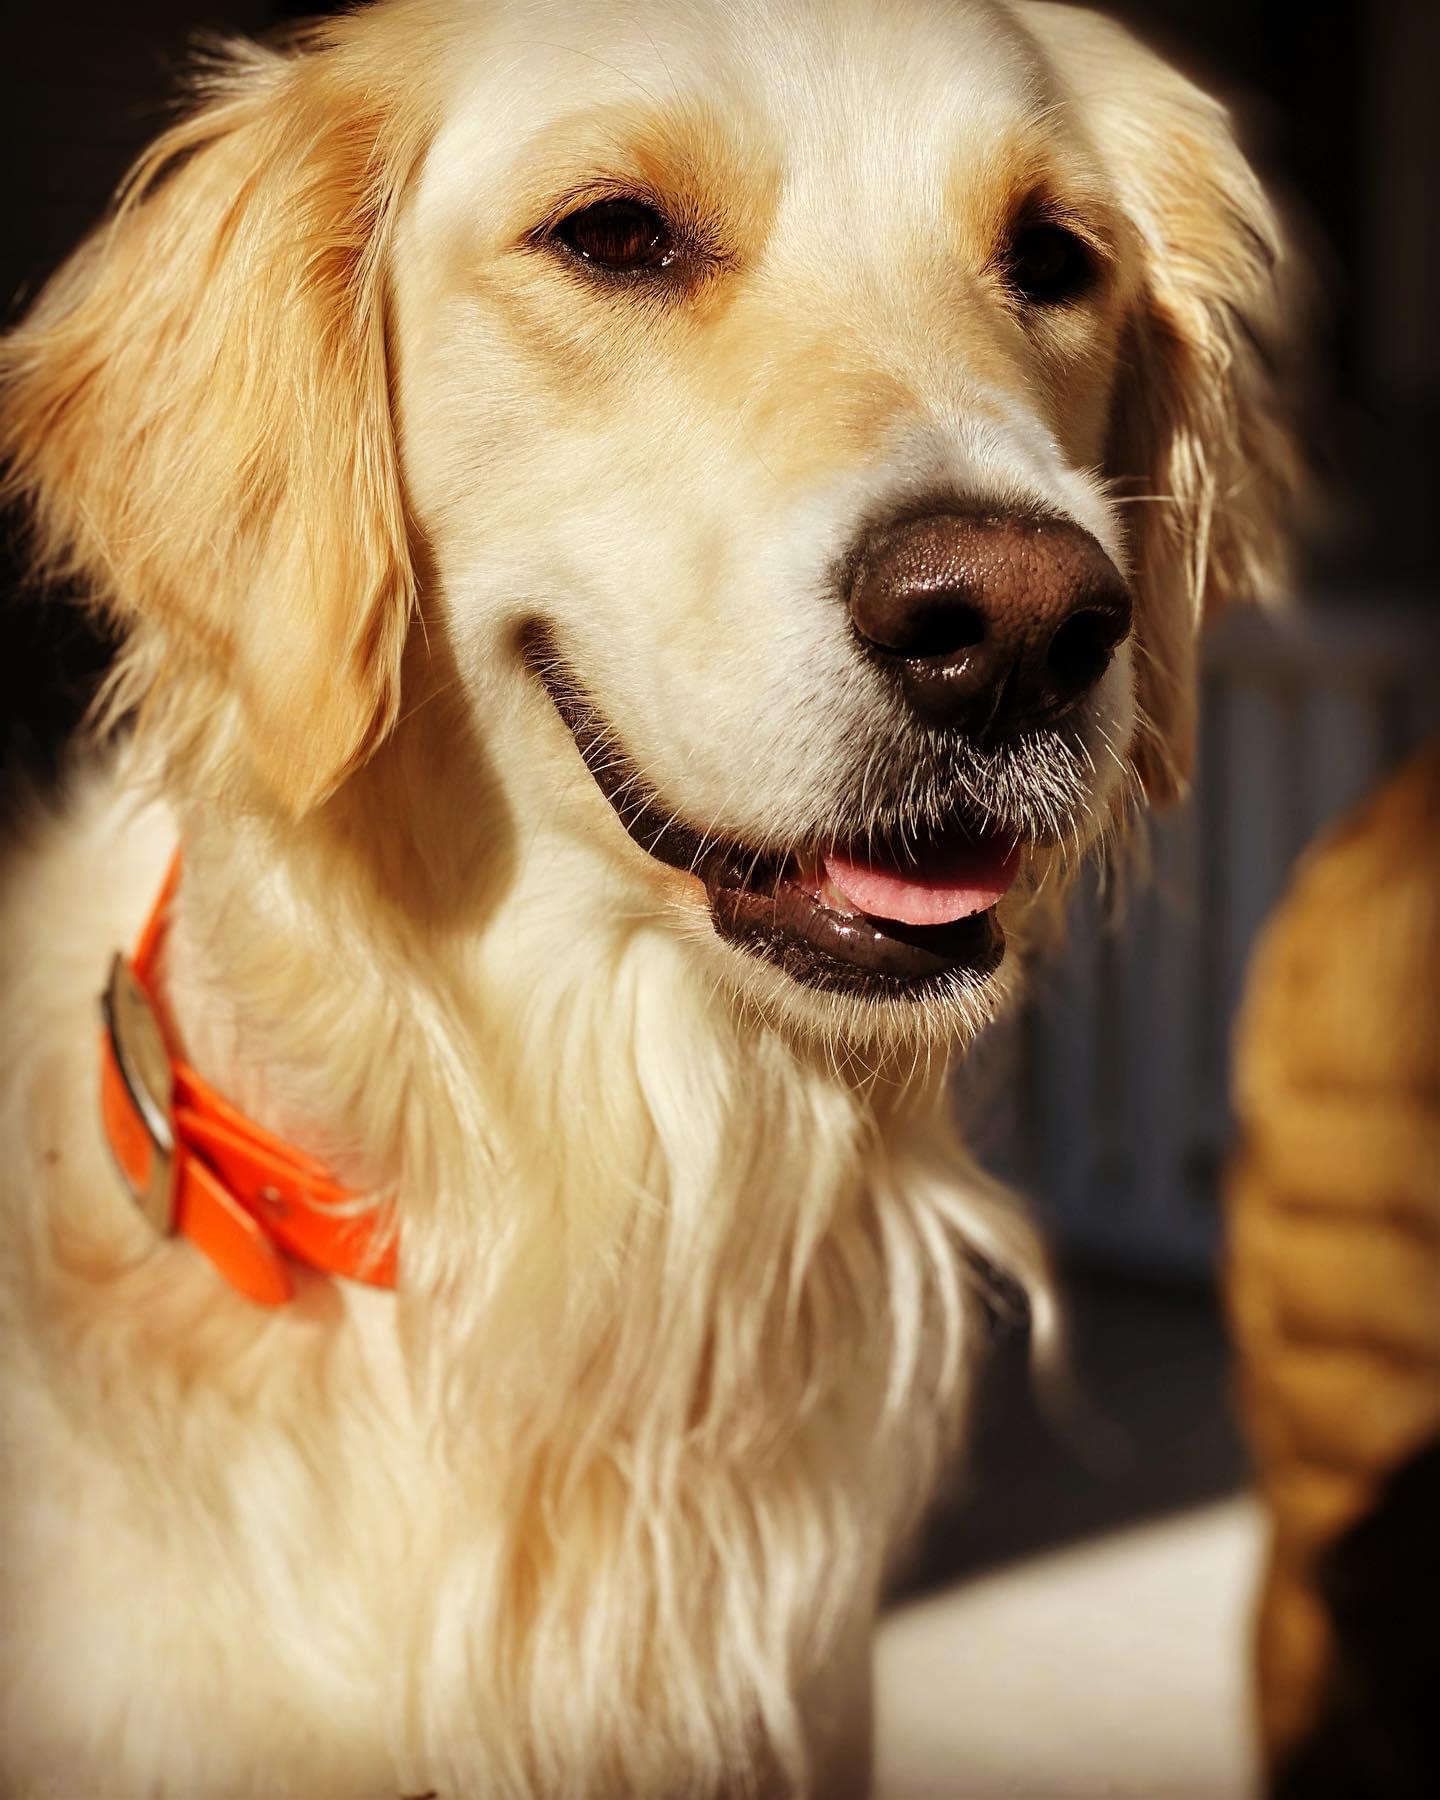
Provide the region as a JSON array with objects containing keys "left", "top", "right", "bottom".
[{"left": 0, "top": 0, "right": 1297, "bottom": 1792}]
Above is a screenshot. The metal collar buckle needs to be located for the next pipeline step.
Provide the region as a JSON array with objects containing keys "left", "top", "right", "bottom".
[{"left": 101, "top": 953, "right": 178, "bottom": 1235}]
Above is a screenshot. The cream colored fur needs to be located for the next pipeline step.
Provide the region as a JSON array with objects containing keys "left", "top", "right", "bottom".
[{"left": 0, "top": 2, "right": 1297, "bottom": 1794}]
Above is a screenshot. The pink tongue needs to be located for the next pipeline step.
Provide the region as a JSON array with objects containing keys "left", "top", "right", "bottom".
[{"left": 822, "top": 835, "right": 1021, "bottom": 927}]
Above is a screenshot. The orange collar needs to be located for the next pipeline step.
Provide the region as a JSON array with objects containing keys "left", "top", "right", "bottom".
[{"left": 99, "top": 856, "right": 397, "bottom": 1305}]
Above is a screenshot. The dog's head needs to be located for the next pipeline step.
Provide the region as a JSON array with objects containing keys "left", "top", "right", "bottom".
[{"left": 2, "top": 0, "right": 1299, "bottom": 1046}]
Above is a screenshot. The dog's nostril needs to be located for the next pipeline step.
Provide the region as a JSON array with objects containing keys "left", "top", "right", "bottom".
[
  {"left": 903, "top": 597, "right": 988, "bottom": 661},
  {"left": 1046, "top": 608, "right": 1122, "bottom": 696}
]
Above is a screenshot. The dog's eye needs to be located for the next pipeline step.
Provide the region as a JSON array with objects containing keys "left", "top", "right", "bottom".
[
  {"left": 1004, "top": 225, "right": 1094, "bottom": 307},
  {"left": 554, "top": 199, "right": 677, "bottom": 274}
]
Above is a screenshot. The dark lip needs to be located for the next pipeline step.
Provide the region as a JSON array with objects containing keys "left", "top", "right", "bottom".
[{"left": 523, "top": 626, "right": 1009, "bottom": 998}]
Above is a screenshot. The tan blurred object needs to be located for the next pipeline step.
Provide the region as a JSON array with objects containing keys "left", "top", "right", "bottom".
[{"left": 1228, "top": 739, "right": 1440, "bottom": 1781}]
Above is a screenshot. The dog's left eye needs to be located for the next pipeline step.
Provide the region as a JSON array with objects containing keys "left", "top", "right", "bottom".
[
  {"left": 1004, "top": 225, "right": 1095, "bottom": 307},
  {"left": 553, "top": 199, "right": 678, "bottom": 274}
]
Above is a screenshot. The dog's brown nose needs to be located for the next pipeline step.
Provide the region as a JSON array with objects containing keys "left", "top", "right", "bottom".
[{"left": 847, "top": 513, "right": 1131, "bottom": 739}]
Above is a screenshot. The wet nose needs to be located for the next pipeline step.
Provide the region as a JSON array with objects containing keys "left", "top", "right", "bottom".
[{"left": 846, "top": 512, "right": 1132, "bottom": 739}]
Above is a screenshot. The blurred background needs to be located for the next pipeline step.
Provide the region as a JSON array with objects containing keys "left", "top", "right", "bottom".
[{"left": 4, "top": 3, "right": 1438, "bottom": 1795}]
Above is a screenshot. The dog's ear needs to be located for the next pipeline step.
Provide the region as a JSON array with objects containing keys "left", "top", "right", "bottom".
[
  {"left": 1033, "top": 5, "right": 1306, "bottom": 805},
  {"left": 0, "top": 34, "right": 427, "bottom": 814}
]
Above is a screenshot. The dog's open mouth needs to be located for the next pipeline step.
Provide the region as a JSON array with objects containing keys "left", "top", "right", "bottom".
[{"left": 526, "top": 631, "right": 1019, "bottom": 996}]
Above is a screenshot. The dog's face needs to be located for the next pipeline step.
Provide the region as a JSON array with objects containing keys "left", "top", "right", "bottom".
[
  {"left": 2, "top": 0, "right": 1299, "bottom": 1046},
  {"left": 392, "top": 0, "right": 1140, "bottom": 1027}
]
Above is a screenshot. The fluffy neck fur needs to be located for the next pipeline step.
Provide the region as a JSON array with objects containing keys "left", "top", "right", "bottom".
[{"left": 82, "top": 718, "right": 1046, "bottom": 1790}]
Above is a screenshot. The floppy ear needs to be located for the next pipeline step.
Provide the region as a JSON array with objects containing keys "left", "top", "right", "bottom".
[
  {"left": 0, "top": 32, "right": 427, "bottom": 814},
  {"left": 1033, "top": 5, "right": 1306, "bottom": 804}
]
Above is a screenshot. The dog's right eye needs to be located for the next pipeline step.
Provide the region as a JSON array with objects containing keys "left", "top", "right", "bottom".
[{"left": 552, "top": 199, "right": 678, "bottom": 275}]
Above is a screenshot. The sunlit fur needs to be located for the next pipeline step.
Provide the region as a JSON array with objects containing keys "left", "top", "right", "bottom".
[{"left": 0, "top": 2, "right": 1298, "bottom": 1793}]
